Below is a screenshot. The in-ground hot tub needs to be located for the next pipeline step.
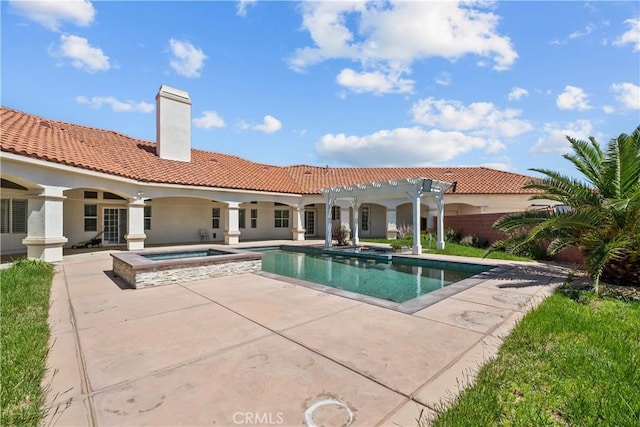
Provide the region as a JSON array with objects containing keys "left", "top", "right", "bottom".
[{"left": 111, "top": 246, "right": 263, "bottom": 289}]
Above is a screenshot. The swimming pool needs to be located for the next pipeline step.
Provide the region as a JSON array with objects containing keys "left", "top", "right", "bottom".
[{"left": 260, "top": 249, "right": 490, "bottom": 304}]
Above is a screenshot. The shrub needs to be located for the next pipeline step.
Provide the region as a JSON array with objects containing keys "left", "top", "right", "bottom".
[
  {"left": 459, "top": 234, "right": 477, "bottom": 247},
  {"left": 445, "top": 228, "right": 461, "bottom": 243},
  {"left": 332, "top": 225, "right": 351, "bottom": 246},
  {"left": 397, "top": 224, "right": 413, "bottom": 239}
]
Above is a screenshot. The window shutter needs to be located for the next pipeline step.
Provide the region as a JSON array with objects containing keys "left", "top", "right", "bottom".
[{"left": 11, "top": 199, "right": 27, "bottom": 233}]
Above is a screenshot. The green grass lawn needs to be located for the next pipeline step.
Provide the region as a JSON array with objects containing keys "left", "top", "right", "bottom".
[
  {"left": 427, "top": 289, "right": 640, "bottom": 426},
  {"left": 1, "top": 259, "right": 54, "bottom": 426},
  {"left": 362, "top": 237, "right": 532, "bottom": 261}
]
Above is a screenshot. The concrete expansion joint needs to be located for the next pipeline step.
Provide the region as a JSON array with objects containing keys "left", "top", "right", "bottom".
[
  {"left": 86, "top": 332, "right": 276, "bottom": 397},
  {"left": 178, "top": 283, "right": 417, "bottom": 401},
  {"left": 62, "top": 265, "right": 98, "bottom": 427}
]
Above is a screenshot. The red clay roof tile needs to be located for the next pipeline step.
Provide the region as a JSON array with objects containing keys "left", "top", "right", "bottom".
[{"left": 1, "top": 107, "right": 539, "bottom": 195}]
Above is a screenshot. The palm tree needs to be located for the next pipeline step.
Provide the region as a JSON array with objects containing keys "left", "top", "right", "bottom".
[{"left": 491, "top": 126, "right": 640, "bottom": 292}]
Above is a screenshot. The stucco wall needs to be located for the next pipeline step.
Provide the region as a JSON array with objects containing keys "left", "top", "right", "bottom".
[{"left": 145, "top": 197, "right": 218, "bottom": 244}]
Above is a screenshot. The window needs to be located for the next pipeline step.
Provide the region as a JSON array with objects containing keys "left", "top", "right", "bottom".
[
  {"left": 1, "top": 198, "right": 27, "bottom": 234},
  {"left": 239, "top": 208, "right": 246, "bottom": 229},
  {"left": 84, "top": 190, "right": 98, "bottom": 199},
  {"left": 331, "top": 206, "right": 341, "bottom": 221},
  {"left": 274, "top": 209, "right": 289, "bottom": 228},
  {"left": 250, "top": 209, "right": 258, "bottom": 228},
  {"left": 103, "top": 192, "right": 125, "bottom": 200},
  {"left": 212, "top": 207, "right": 221, "bottom": 229},
  {"left": 144, "top": 206, "right": 152, "bottom": 230},
  {"left": 11, "top": 199, "right": 27, "bottom": 233},
  {"left": 0, "top": 199, "right": 9, "bottom": 234},
  {"left": 84, "top": 204, "right": 98, "bottom": 232}
]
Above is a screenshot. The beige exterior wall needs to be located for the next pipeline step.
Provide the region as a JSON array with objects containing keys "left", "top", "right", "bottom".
[{"left": 144, "top": 197, "right": 220, "bottom": 244}]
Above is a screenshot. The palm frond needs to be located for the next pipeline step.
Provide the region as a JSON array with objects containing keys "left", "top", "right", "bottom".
[
  {"left": 561, "top": 135, "right": 604, "bottom": 188},
  {"left": 618, "top": 127, "right": 640, "bottom": 196},
  {"left": 601, "top": 134, "right": 622, "bottom": 199},
  {"left": 547, "top": 238, "right": 579, "bottom": 255},
  {"left": 526, "top": 169, "right": 600, "bottom": 206},
  {"left": 492, "top": 211, "right": 550, "bottom": 233}
]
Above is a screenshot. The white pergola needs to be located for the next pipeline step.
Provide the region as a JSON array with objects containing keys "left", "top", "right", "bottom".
[{"left": 320, "top": 177, "right": 456, "bottom": 255}]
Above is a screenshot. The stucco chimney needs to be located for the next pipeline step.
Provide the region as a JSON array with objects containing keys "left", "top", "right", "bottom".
[{"left": 156, "top": 85, "right": 192, "bottom": 162}]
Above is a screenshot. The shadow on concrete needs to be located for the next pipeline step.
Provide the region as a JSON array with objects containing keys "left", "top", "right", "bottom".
[{"left": 102, "top": 270, "right": 133, "bottom": 290}]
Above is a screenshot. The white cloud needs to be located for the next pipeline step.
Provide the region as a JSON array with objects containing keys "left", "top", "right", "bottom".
[
  {"left": 530, "top": 120, "right": 594, "bottom": 154},
  {"left": 610, "top": 82, "right": 640, "bottom": 110},
  {"left": 336, "top": 68, "right": 414, "bottom": 94},
  {"left": 50, "top": 34, "right": 110, "bottom": 72},
  {"left": 613, "top": 18, "right": 640, "bottom": 51},
  {"left": 481, "top": 162, "right": 513, "bottom": 172},
  {"left": 169, "top": 38, "right": 207, "bottom": 78},
  {"left": 316, "top": 127, "right": 493, "bottom": 166},
  {"left": 507, "top": 87, "right": 529, "bottom": 101},
  {"left": 237, "top": 0, "right": 256, "bottom": 17},
  {"left": 289, "top": 1, "right": 517, "bottom": 94},
  {"left": 76, "top": 96, "right": 153, "bottom": 113},
  {"left": 569, "top": 24, "right": 594, "bottom": 40},
  {"left": 556, "top": 85, "right": 591, "bottom": 110},
  {"left": 435, "top": 72, "right": 452, "bottom": 86},
  {"left": 237, "top": 119, "right": 251, "bottom": 131},
  {"left": 193, "top": 111, "right": 225, "bottom": 129},
  {"left": 9, "top": 0, "right": 95, "bottom": 31},
  {"left": 602, "top": 105, "right": 615, "bottom": 114},
  {"left": 253, "top": 115, "right": 282, "bottom": 134},
  {"left": 411, "top": 97, "right": 533, "bottom": 138}
]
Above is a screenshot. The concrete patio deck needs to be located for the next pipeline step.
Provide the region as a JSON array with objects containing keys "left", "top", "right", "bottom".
[{"left": 42, "top": 244, "right": 570, "bottom": 426}]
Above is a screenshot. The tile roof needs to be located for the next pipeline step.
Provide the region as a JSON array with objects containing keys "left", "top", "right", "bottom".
[{"left": 1, "top": 107, "right": 539, "bottom": 195}]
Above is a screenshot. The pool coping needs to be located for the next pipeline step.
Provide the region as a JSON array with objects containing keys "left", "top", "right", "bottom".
[{"left": 255, "top": 264, "right": 513, "bottom": 314}]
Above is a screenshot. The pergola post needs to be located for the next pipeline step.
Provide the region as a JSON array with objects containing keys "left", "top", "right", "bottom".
[
  {"left": 411, "top": 193, "right": 422, "bottom": 255},
  {"left": 436, "top": 193, "right": 446, "bottom": 250},
  {"left": 325, "top": 194, "right": 334, "bottom": 248},
  {"left": 352, "top": 199, "right": 360, "bottom": 246}
]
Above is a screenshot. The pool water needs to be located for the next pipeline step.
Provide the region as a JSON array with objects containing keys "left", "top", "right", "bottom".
[
  {"left": 260, "top": 250, "right": 489, "bottom": 303},
  {"left": 143, "top": 249, "right": 228, "bottom": 261}
]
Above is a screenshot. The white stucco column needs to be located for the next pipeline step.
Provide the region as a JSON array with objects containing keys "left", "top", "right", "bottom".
[
  {"left": 22, "top": 185, "right": 68, "bottom": 262},
  {"left": 292, "top": 205, "right": 305, "bottom": 241},
  {"left": 385, "top": 208, "right": 398, "bottom": 239},
  {"left": 125, "top": 198, "right": 146, "bottom": 251},
  {"left": 411, "top": 194, "right": 422, "bottom": 255},
  {"left": 325, "top": 195, "right": 334, "bottom": 248},
  {"left": 436, "top": 194, "right": 446, "bottom": 250},
  {"left": 224, "top": 201, "right": 241, "bottom": 245},
  {"left": 352, "top": 200, "right": 360, "bottom": 246}
]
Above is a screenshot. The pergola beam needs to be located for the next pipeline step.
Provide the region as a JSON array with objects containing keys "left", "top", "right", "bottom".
[{"left": 320, "top": 177, "right": 455, "bottom": 254}]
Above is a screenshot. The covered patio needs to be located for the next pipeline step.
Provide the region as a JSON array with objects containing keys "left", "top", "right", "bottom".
[{"left": 321, "top": 177, "right": 456, "bottom": 254}]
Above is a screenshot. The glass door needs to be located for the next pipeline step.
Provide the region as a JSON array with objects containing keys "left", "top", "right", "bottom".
[
  {"left": 304, "top": 210, "right": 315, "bottom": 236},
  {"left": 103, "top": 208, "right": 127, "bottom": 245},
  {"left": 360, "top": 206, "right": 370, "bottom": 236}
]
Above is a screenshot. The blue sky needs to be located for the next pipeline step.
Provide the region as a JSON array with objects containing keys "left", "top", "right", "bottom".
[{"left": 2, "top": 1, "right": 639, "bottom": 179}]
